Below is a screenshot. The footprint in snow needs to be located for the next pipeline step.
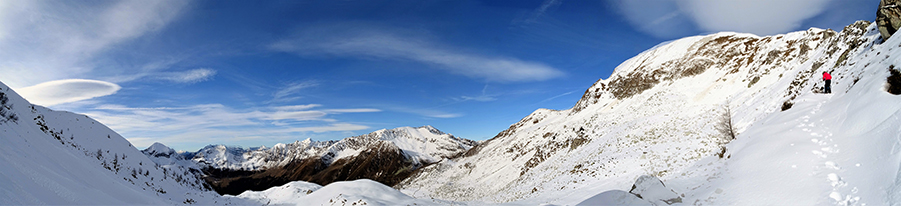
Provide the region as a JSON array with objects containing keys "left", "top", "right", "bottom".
[
  {"left": 825, "top": 161, "right": 841, "bottom": 170},
  {"left": 812, "top": 150, "right": 828, "bottom": 158}
]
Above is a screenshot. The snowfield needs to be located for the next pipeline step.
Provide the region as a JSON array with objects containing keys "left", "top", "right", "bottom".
[{"left": 3, "top": 21, "right": 901, "bottom": 205}]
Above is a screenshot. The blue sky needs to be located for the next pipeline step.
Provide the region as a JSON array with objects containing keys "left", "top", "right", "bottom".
[{"left": 0, "top": 0, "right": 876, "bottom": 151}]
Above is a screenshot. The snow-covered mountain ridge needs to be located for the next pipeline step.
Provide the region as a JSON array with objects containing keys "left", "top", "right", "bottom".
[
  {"left": 142, "top": 125, "right": 477, "bottom": 195},
  {"left": 398, "top": 20, "right": 901, "bottom": 205},
  {"left": 0, "top": 81, "right": 252, "bottom": 205},
  {"left": 175, "top": 125, "right": 475, "bottom": 171}
]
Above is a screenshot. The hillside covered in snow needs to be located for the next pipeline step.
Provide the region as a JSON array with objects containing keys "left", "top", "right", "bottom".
[
  {"left": 397, "top": 20, "right": 901, "bottom": 205},
  {"left": 0, "top": 81, "right": 253, "bottom": 205}
]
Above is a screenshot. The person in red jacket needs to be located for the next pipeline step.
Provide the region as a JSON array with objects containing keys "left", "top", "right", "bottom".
[{"left": 823, "top": 72, "right": 832, "bottom": 94}]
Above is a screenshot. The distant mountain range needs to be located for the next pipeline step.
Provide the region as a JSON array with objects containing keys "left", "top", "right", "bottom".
[{"left": 142, "top": 125, "right": 477, "bottom": 195}]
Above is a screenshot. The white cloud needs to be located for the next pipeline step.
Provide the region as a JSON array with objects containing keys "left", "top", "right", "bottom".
[
  {"left": 515, "top": 0, "right": 563, "bottom": 25},
  {"left": 159, "top": 68, "right": 217, "bottom": 83},
  {"left": 455, "top": 85, "right": 497, "bottom": 102},
  {"left": 17, "top": 79, "right": 121, "bottom": 106},
  {"left": 267, "top": 111, "right": 328, "bottom": 121},
  {"left": 678, "top": 0, "right": 831, "bottom": 36},
  {"left": 611, "top": 0, "right": 697, "bottom": 39},
  {"left": 536, "top": 90, "right": 577, "bottom": 105},
  {"left": 0, "top": 0, "right": 189, "bottom": 88},
  {"left": 270, "top": 24, "right": 564, "bottom": 82},
  {"left": 278, "top": 123, "right": 371, "bottom": 133},
  {"left": 459, "top": 95, "right": 497, "bottom": 102},
  {"left": 272, "top": 81, "right": 319, "bottom": 102},
  {"left": 323, "top": 108, "right": 382, "bottom": 113},
  {"left": 82, "top": 103, "right": 381, "bottom": 149},
  {"left": 275, "top": 104, "right": 322, "bottom": 111},
  {"left": 611, "top": 0, "right": 833, "bottom": 38}
]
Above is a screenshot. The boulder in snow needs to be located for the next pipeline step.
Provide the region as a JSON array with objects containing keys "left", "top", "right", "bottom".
[
  {"left": 576, "top": 190, "right": 652, "bottom": 206},
  {"left": 628, "top": 175, "right": 682, "bottom": 205}
]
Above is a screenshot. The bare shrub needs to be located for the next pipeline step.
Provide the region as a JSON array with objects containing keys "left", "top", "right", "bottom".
[{"left": 888, "top": 65, "right": 901, "bottom": 95}]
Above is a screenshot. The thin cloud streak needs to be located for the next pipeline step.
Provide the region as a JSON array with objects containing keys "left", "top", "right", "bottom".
[
  {"left": 269, "top": 24, "right": 564, "bottom": 83},
  {"left": 272, "top": 80, "right": 319, "bottom": 102},
  {"left": 536, "top": 90, "right": 577, "bottom": 105},
  {"left": 526, "top": 0, "right": 562, "bottom": 24},
  {"left": 0, "top": 0, "right": 190, "bottom": 88},
  {"left": 159, "top": 68, "right": 218, "bottom": 83}
]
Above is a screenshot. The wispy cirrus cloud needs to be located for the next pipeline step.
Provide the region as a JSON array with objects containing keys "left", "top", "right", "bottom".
[
  {"left": 272, "top": 80, "right": 320, "bottom": 102},
  {"left": 514, "top": 0, "right": 563, "bottom": 25},
  {"left": 455, "top": 85, "right": 498, "bottom": 102},
  {"left": 0, "top": 0, "right": 200, "bottom": 107},
  {"left": 269, "top": 23, "right": 564, "bottom": 83},
  {"left": 0, "top": 0, "right": 190, "bottom": 88},
  {"left": 158, "top": 68, "right": 218, "bottom": 83}
]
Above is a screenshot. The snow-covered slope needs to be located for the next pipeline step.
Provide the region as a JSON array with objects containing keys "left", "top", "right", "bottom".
[
  {"left": 0, "top": 82, "right": 254, "bottom": 205},
  {"left": 185, "top": 125, "right": 476, "bottom": 171},
  {"left": 234, "top": 179, "right": 460, "bottom": 206},
  {"left": 398, "top": 20, "right": 901, "bottom": 205}
]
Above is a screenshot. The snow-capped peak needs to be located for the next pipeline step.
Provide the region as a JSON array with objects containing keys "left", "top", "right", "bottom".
[
  {"left": 143, "top": 142, "right": 176, "bottom": 156},
  {"left": 176, "top": 125, "right": 476, "bottom": 171}
]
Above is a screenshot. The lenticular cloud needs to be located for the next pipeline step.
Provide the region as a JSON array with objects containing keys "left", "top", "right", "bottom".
[{"left": 17, "top": 79, "right": 121, "bottom": 106}]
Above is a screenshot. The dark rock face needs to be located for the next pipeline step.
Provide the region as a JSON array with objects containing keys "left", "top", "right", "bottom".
[{"left": 877, "top": 0, "right": 901, "bottom": 40}]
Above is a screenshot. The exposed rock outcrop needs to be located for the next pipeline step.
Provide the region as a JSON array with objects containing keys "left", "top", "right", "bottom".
[{"left": 877, "top": 0, "right": 901, "bottom": 40}]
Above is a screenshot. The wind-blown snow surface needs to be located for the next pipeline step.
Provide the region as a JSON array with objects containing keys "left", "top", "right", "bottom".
[
  {"left": 396, "top": 21, "right": 901, "bottom": 205},
  {"left": 186, "top": 125, "right": 476, "bottom": 171},
  {"left": 0, "top": 82, "right": 253, "bottom": 205}
]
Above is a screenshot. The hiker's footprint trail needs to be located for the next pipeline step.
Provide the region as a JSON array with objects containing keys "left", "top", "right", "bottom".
[{"left": 801, "top": 96, "right": 859, "bottom": 205}]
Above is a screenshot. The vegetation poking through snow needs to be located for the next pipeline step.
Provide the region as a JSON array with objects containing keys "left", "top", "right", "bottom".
[
  {"left": 0, "top": 91, "right": 18, "bottom": 124},
  {"left": 888, "top": 65, "right": 901, "bottom": 94}
]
